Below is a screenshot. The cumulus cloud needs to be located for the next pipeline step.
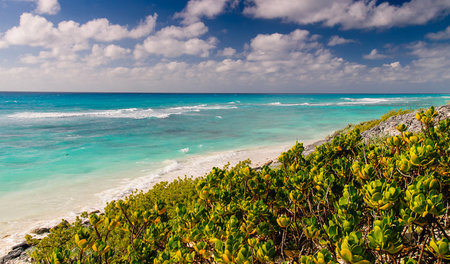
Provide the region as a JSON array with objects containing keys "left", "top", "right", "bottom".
[
  {"left": 84, "top": 44, "right": 131, "bottom": 66},
  {"left": 409, "top": 42, "right": 450, "bottom": 75},
  {"left": 247, "top": 29, "right": 314, "bottom": 61},
  {"left": 0, "top": 3, "right": 449, "bottom": 92},
  {"left": 383, "top": 61, "right": 401, "bottom": 68},
  {"left": 218, "top": 47, "right": 236, "bottom": 57},
  {"left": 175, "top": 0, "right": 232, "bottom": 24},
  {"left": 244, "top": 0, "right": 450, "bottom": 29},
  {"left": 1, "top": 39, "right": 449, "bottom": 93},
  {"left": 367, "top": 42, "right": 450, "bottom": 83},
  {"left": 0, "top": 13, "right": 157, "bottom": 62},
  {"left": 134, "top": 22, "right": 217, "bottom": 58},
  {"left": 328, "top": 35, "right": 355, "bottom": 46},
  {"left": 34, "top": 0, "right": 60, "bottom": 15},
  {"left": 363, "top": 49, "right": 387, "bottom": 59},
  {"left": 426, "top": 26, "right": 450, "bottom": 40},
  {"left": 211, "top": 29, "right": 368, "bottom": 84}
]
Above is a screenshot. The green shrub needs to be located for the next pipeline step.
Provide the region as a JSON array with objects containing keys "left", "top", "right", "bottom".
[{"left": 26, "top": 107, "right": 449, "bottom": 263}]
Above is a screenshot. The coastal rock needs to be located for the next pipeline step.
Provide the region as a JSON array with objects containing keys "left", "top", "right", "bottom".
[
  {"left": 361, "top": 105, "right": 450, "bottom": 140},
  {"left": 31, "top": 227, "right": 50, "bottom": 235},
  {"left": 0, "top": 242, "right": 30, "bottom": 264},
  {"left": 295, "top": 105, "right": 449, "bottom": 160},
  {"left": 303, "top": 139, "right": 327, "bottom": 156}
]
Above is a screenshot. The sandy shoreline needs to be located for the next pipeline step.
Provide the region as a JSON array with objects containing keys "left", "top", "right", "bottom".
[{"left": 0, "top": 139, "right": 317, "bottom": 257}]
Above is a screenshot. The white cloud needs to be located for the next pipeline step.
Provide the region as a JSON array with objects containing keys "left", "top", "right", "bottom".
[
  {"left": 367, "top": 42, "right": 450, "bottom": 83},
  {"left": 218, "top": 47, "right": 236, "bottom": 57},
  {"left": 244, "top": 0, "right": 450, "bottom": 29},
  {"left": 328, "top": 35, "right": 355, "bottom": 46},
  {"left": 175, "top": 0, "right": 231, "bottom": 24},
  {"left": 0, "top": 13, "right": 157, "bottom": 47},
  {"left": 247, "top": 29, "right": 314, "bottom": 61},
  {"left": 0, "top": 13, "right": 157, "bottom": 62},
  {"left": 34, "top": 0, "right": 60, "bottom": 15},
  {"left": 363, "top": 49, "right": 387, "bottom": 60},
  {"left": 78, "top": 14, "right": 157, "bottom": 42},
  {"left": 409, "top": 42, "right": 450, "bottom": 76},
  {"left": 84, "top": 44, "right": 131, "bottom": 66},
  {"left": 134, "top": 22, "right": 216, "bottom": 58},
  {"left": 2, "top": 41, "right": 449, "bottom": 93},
  {"left": 426, "top": 26, "right": 450, "bottom": 40},
  {"left": 383, "top": 61, "right": 401, "bottom": 68},
  {"left": 0, "top": 8, "right": 449, "bottom": 93}
]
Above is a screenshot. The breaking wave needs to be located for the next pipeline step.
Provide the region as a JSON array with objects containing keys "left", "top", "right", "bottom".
[
  {"left": 266, "top": 97, "right": 426, "bottom": 107},
  {"left": 7, "top": 104, "right": 237, "bottom": 120}
]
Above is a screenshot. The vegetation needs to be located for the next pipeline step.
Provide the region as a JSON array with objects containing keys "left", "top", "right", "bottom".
[{"left": 26, "top": 107, "right": 449, "bottom": 263}]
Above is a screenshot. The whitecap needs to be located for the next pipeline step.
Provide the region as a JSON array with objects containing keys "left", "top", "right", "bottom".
[
  {"left": 180, "top": 147, "right": 190, "bottom": 153},
  {"left": 7, "top": 104, "right": 237, "bottom": 120},
  {"left": 266, "top": 102, "right": 322, "bottom": 106},
  {"left": 336, "top": 97, "right": 413, "bottom": 105}
]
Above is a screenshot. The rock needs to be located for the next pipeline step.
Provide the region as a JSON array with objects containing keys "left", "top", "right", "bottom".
[
  {"left": 301, "top": 104, "right": 450, "bottom": 156},
  {"left": 11, "top": 243, "right": 29, "bottom": 252},
  {"left": 303, "top": 139, "right": 327, "bottom": 156},
  {"left": 31, "top": 227, "right": 50, "bottom": 235},
  {"left": 263, "top": 160, "right": 273, "bottom": 167},
  {"left": 361, "top": 105, "right": 450, "bottom": 140},
  {"left": 0, "top": 242, "right": 30, "bottom": 264}
]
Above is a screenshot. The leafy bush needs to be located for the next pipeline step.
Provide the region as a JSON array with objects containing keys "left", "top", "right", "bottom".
[{"left": 26, "top": 107, "right": 449, "bottom": 263}]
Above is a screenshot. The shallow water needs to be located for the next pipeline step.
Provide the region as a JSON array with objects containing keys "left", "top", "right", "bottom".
[{"left": 0, "top": 93, "right": 448, "bottom": 252}]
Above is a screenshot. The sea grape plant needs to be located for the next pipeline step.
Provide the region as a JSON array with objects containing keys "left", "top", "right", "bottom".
[{"left": 26, "top": 106, "right": 449, "bottom": 263}]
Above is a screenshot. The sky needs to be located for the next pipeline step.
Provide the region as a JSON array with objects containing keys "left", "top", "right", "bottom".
[{"left": 0, "top": 0, "right": 449, "bottom": 93}]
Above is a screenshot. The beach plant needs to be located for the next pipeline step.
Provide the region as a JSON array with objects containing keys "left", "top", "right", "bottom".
[{"left": 25, "top": 106, "right": 449, "bottom": 263}]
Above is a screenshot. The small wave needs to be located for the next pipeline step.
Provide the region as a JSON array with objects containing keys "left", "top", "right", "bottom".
[
  {"left": 337, "top": 97, "right": 397, "bottom": 105},
  {"left": 180, "top": 147, "right": 190, "bottom": 153},
  {"left": 160, "top": 160, "right": 181, "bottom": 174},
  {"left": 7, "top": 104, "right": 237, "bottom": 120},
  {"left": 216, "top": 115, "right": 222, "bottom": 119},
  {"left": 266, "top": 97, "right": 415, "bottom": 107},
  {"left": 96, "top": 160, "right": 181, "bottom": 202},
  {"left": 266, "top": 102, "right": 324, "bottom": 106}
]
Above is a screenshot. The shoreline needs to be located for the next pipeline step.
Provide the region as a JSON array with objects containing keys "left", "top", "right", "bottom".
[
  {"left": 2, "top": 104, "right": 448, "bottom": 262},
  {"left": 0, "top": 139, "right": 318, "bottom": 257}
]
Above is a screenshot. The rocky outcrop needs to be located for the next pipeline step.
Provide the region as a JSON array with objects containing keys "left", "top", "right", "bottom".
[
  {"left": 0, "top": 243, "right": 30, "bottom": 264},
  {"left": 361, "top": 105, "right": 450, "bottom": 140}
]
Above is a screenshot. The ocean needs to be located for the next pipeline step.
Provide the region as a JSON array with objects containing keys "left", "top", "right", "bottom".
[{"left": 0, "top": 93, "right": 449, "bottom": 251}]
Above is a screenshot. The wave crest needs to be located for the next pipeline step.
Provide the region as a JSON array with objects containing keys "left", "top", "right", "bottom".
[{"left": 8, "top": 104, "right": 237, "bottom": 120}]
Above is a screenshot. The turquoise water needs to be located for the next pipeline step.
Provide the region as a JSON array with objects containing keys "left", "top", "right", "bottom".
[
  {"left": 0, "top": 93, "right": 449, "bottom": 247},
  {"left": 0, "top": 93, "right": 449, "bottom": 195}
]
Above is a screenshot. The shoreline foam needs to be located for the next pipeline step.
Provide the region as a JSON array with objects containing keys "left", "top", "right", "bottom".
[{"left": 0, "top": 139, "right": 316, "bottom": 256}]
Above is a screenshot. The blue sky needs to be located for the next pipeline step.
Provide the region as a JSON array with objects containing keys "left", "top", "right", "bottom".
[{"left": 0, "top": 0, "right": 449, "bottom": 93}]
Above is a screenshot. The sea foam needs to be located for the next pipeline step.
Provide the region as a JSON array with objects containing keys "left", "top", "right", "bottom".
[
  {"left": 7, "top": 104, "right": 237, "bottom": 120},
  {"left": 265, "top": 97, "right": 422, "bottom": 107}
]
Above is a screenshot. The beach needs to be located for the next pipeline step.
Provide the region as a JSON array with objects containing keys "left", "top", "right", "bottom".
[
  {"left": 1, "top": 93, "right": 449, "bottom": 257},
  {"left": 0, "top": 140, "right": 314, "bottom": 256}
]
